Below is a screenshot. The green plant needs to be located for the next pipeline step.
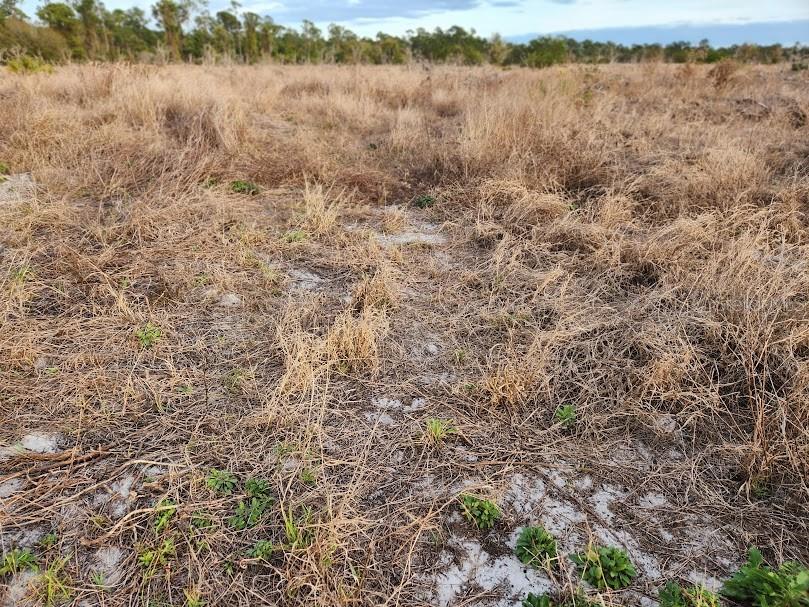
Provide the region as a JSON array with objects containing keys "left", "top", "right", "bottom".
[
  {"left": 0, "top": 161, "right": 9, "bottom": 175},
  {"left": 228, "top": 494, "right": 273, "bottom": 530},
  {"left": 245, "top": 478, "right": 271, "bottom": 497},
  {"left": 460, "top": 495, "right": 500, "bottom": 530},
  {"left": 721, "top": 547, "right": 809, "bottom": 607},
  {"left": 183, "top": 587, "right": 206, "bottom": 607},
  {"left": 424, "top": 418, "right": 457, "bottom": 446},
  {"left": 413, "top": 194, "right": 435, "bottom": 209},
  {"left": 205, "top": 469, "right": 237, "bottom": 494},
  {"left": 222, "top": 368, "right": 250, "bottom": 392},
  {"left": 250, "top": 539, "right": 274, "bottom": 561},
  {"left": 554, "top": 404, "right": 576, "bottom": 428},
  {"left": 282, "top": 228, "right": 308, "bottom": 243},
  {"left": 37, "top": 557, "right": 70, "bottom": 606},
  {"left": 299, "top": 468, "right": 316, "bottom": 485},
  {"left": 571, "top": 545, "right": 637, "bottom": 590},
  {"left": 660, "top": 581, "right": 720, "bottom": 607},
  {"left": 90, "top": 570, "right": 106, "bottom": 589},
  {"left": 0, "top": 548, "right": 38, "bottom": 575},
  {"left": 40, "top": 532, "right": 58, "bottom": 550},
  {"left": 282, "top": 505, "right": 313, "bottom": 549},
  {"left": 135, "top": 322, "right": 162, "bottom": 348},
  {"left": 6, "top": 55, "right": 53, "bottom": 74},
  {"left": 515, "top": 526, "right": 558, "bottom": 569},
  {"left": 230, "top": 180, "right": 259, "bottom": 195},
  {"left": 522, "top": 592, "right": 594, "bottom": 607},
  {"left": 138, "top": 538, "right": 175, "bottom": 573},
  {"left": 153, "top": 499, "right": 177, "bottom": 534}
]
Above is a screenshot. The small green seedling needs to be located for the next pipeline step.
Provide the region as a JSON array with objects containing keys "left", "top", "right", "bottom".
[
  {"left": 299, "top": 468, "right": 316, "bottom": 485},
  {"left": 222, "top": 368, "right": 250, "bottom": 392},
  {"left": 183, "top": 587, "right": 206, "bottom": 607},
  {"left": 424, "top": 418, "right": 457, "bottom": 447},
  {"left": 228, "top": 495, "right": 273, "bottom": 530},
  {"left": 203, "top": 176, "right": 220, "bottom": 188},
  {"left": 413, "top": 194, "right": 435, "bottom": 209},
  {"left": 245, "top": 478, "right": 271, "bottom": 497},
  {"left": 135, "top": 323, "right": 162, "bottom": 348},
  {"left": 721, "top": 547, "right": 809, "bottom": 607},
  {"left": 40, "top": 532, "right": 58, "bottom": 550},
  {"left": 523, "top": 593, "right": 595, "bottom": 607},
  {"left": 460, "top": 495, "right": 500, "bottom": 530},
  {"left": 0, "top": 161, "right": 9, "bottom": 175},
  {"left": 230, "top": 180, "right": 259, "bottom": 195},
  {"left": 0, "top": 548, "right": 38, "bottom": 575},
  {"left": 571, "top": 545, "right": 637, "bottom": 590},
  {"left": 205, "top": 469, "right": 237, "bottom": 495},
  {"left": 138, "top": 538, "right": 175, "bottom": 571},
  {"left": 282, "top": 228, "right": 308, "bottom": 243},
  {"left": 37, "top": 557, "right": 71, "bottom": 607},
  {"left": 516, "top": 526, "right": 558, "bottom": 569},
  {"left": 660, "top": 581, "right": 720, "bottom": 607},
  {"left": 153, "top": 499, "right": 177, "bottom": 534},
  {"left": 554, "top": 404, "right": 576, "bottom": 428},
  {"left": 282, "top": 506, "right": 313, "bottom": 549},
  {"left": 250, "top": 540, "right": 274, "bottom": 561},
  {"left": 90, "top": 570, "right": 106, "bottom": 589}
]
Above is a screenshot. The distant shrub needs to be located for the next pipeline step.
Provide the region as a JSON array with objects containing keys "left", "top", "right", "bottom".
[
  {"left": 708, "top": 59, "right": 739, "bottom": 88},
  {"left": 792, "top": 62, "right": 808, "bottom": 72},
  {"left": 230, "top": 180, "right": 259, "bottom": 195},
  {"left": 6, "top": 55, "right": 53, "bottom": 74},
  {"left": 413, "top": 194, "right": 435, "bottom": 209}
]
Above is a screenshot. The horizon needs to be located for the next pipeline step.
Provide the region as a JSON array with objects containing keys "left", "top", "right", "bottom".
[{"left": 15, "top": 0, "right": 809, "bottom": 46}]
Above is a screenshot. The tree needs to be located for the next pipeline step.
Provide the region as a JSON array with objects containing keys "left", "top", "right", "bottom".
[
  {"left": 243, "top": 11, "right": 258, "bottom": 62},
  {"left": 152, "top": 0, "right": 190, "bottom": 60},
  {"left": 1, "top": 0, "right": 25, "bottom": 20}
]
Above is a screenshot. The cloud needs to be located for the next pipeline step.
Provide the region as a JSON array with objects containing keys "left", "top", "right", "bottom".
[
  {"left": 489, "top": 0, "right": 521, "bottom": 6},
  {"left": 248, "top": 0, "right": 483, "bottom": 22}
]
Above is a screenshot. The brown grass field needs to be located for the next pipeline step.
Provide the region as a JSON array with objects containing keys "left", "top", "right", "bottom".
[{"left": 1, "top": 62, "right": 808, "bottom": 606}]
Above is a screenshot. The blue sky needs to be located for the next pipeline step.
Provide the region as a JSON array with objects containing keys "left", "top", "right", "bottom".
[{"left": 20, "top": 0, "right": 809, "bottom": 44}]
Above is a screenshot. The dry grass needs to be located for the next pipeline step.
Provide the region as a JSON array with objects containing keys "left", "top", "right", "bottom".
[{"left": 1, "top": 62, "right": 808, "bottom": 607}]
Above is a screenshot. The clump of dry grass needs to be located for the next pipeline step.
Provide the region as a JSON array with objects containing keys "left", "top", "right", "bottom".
[{"left": 1, "top": 62, "right": 809, "bottom": 607}]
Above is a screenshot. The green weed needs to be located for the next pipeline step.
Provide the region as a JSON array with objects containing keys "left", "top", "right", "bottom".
[
  {"left": 228, "top": 495, "right": 273, "bottom": 530},
  {"left": 39, "top": 532, "right": 58, "bottom": 550},
  {"left": 299, "top": 468, "right": 316, "bottom": 485},
  {"left": 459, "top": 495, "right": 500, "bottom": 530},
  {"left": 660, "top": 581, "right": 720, "bottom": 607},
  {"left": 6, "top": 55, "right": 53, "bottom": 74},
  {"left": 282, "top": 228, "right": 308, "bottom": 243},
  {"left": 554, "top": 404, "right": 576, "bottom": 428},
  {"left": 205, "top": 469, "right": 237, "bottom": 495},
  {"left": 135, "top": 322, "right": 162, "bottom": 348},
  {"left": 571, "top": 545, "right": 637, "bottom": 590},
  {"left": 0, "top": 548, "right": 38, "bottom": 575},
  {"left": 721, "top": 547, "right": 809, "bottom": 607},
  {"left": 249, "top": 539, "right": 274, "bottom": 561},
  {"left": 515, "top": 526, "right": 558, "bottom": 569},
  {"left": 424, "top": 418, "right": 457, "bottom": 446},
  {"left": 183, "top": 587, "right": 206, "bottom": 607},
  {"left": 138, "top": 538, "right": 175, "bottom": 574},
  {"left": 230, "top": 180, "right": 259, "bottom": 195},
  {"left": 0, "top": 161, "right": 9, "bottom": 175},
  {"left": 413, "top": 194, "right": 435, "bottom": 209},
  {"left": 37, "top": 557, "right": 71, "bottom": 607},
  {"left": 282, "top": 505, "right": 313, "bottom": 549},
  {"left": 90, "top": 570, "right": 106, "bottom": 589},
  {"left": 153, "top": 499, "right": 177, "bottom": 534}
]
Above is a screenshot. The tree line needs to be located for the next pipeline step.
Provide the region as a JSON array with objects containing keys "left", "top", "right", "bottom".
[{"left": 1, "top": 0, "right": 806, "bottom": 66}]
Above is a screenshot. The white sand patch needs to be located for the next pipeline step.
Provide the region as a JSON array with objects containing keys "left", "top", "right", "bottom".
[
  {"left": 0, "top": 478, "right": 24, "bottom": 499},
  {"left": 590, "top": 485, "right": 625, "bottom": 523},
  {"left": 376, "top": 231, "right": 446, "bottom": 247},
  {"left": 288, "top": 268, "right": 324, "bottom": 290},
  {"left": 434, "top": 537, "right": 552, "bottom": 607},
  {"left": 3, "top": 570, "right": 37, "bottom": 605},
  {"left": 20, "top": 432, "right": 60, "bottom": 453},
  {"left": 364, "top": 411, "right": 395, "bottom": 426},
  {"left": 217, "top": 292, "right": 242, "bottom": 307},
  {"left": 639, "top": 492, "right": 669, "bottom": 509},
  {"left": 0, "top": 173, "right": 35, "bottom": 206},
  {"left": 94, "top": 546, "right": 125, "bottom": 585}
]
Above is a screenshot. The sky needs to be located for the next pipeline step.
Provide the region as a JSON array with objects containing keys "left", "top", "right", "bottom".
[{"left": 19, "top": 0, "right": 809, "bottom": 45}]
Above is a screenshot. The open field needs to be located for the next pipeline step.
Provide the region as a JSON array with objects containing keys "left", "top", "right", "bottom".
[{"left": 1, "top": 62, "right": 808, "bottom": 606}]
